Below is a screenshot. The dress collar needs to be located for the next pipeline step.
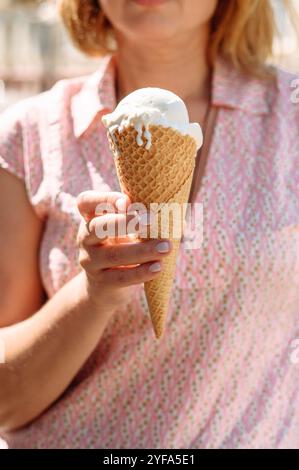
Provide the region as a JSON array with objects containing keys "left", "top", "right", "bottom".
[
  {"left": 212, "top": 57, "right": 272, "bottom": 115},
  {"left": 71, "top": 55, "right": 117, "bottom": 139},
  {"left": 71, "top": 54, "right": 272, "bottom": 139}
]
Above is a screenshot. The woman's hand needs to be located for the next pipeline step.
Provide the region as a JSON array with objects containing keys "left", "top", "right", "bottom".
[{"left": 76, "top": 190, "right": 172, "bottom": 315}]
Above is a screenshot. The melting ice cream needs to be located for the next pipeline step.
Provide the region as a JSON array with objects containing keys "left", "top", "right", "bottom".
[{"left": 102, "top": 87, "right": 203, "bottom": 152}]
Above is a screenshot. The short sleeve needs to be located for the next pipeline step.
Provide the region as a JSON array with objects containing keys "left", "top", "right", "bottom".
[
  {"left": 0, "top": 95, "right": 53, "bottom": 221},
  {"left": 0, "top": 102, "right": 26, "bottom": 181}
]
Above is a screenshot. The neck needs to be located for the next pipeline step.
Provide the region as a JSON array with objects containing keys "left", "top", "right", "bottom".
[{"left": 115, "top": 26, "right": 211, "bottom": 107}]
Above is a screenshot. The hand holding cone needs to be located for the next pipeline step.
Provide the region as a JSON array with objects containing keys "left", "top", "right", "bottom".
[{"left": 102, "top": 88, "right": 203, "bottom": 338}]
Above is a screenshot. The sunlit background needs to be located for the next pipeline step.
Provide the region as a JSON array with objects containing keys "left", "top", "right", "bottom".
[{"left": 0, "top": 0, "right": 298, "bottom": 112}]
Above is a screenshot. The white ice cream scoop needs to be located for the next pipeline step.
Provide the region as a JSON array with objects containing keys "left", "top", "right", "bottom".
[{"left": 102, "top": 87, "right": 203, "bottom": 152}]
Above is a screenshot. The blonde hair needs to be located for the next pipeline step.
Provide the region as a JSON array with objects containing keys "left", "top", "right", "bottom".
[{"left": 58, "top": 0, "right": 297, "bottom": 78}]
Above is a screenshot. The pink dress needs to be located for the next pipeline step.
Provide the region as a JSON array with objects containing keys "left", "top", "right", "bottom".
[{"left": 0, "top": 55, "right": 299, "bottom": 449}]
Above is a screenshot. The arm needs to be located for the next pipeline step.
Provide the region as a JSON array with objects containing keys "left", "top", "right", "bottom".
[
  {"left": 0, "top": 174, "right": 170, "bottom": 432},
  {"left": 0, "top": 171, "right": 114, "bottom": 432}
]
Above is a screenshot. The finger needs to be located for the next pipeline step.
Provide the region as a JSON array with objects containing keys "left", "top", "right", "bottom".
[
  {"left": 77, "top": 190, "right": 131, "bottom": 221},
  {"left": 87, "top": 239, "right": 172, "bottom": 269},
  {"left": 85, "top": 212, "right": 141, "bottom": 243},
  {"left": 102, "top": 261, "right": 163, "bottom": 287}
]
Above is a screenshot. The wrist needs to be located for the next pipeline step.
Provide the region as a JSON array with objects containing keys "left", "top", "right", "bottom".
[{"left": 76, "top": 271, "right": 116, "bottom": 317}]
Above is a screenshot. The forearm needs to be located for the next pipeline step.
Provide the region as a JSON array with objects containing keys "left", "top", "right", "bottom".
[{"left": 0, "top": 271, "right": 113, "bottom": 432}]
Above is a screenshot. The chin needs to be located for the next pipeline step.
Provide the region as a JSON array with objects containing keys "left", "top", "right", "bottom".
[
  {"left": 121, "top": 12, "right": 179, "bottom": 43},
  {"left": 131, "top": 26, "right": 178, "bottom": 43},
  {"left": 121, "top": 1, "right": 180, "bottom": 42}
]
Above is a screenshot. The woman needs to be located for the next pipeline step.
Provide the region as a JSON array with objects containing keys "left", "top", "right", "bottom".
[{"left": 0, "top": 0, "right": 298, "bottom": 449}]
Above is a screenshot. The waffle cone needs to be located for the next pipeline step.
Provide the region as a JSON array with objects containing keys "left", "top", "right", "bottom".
[{"left": 107, "top": 125, "right": 196, "bottom": 338}]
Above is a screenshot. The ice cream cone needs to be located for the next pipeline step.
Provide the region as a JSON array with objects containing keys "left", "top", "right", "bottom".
[{"left": 106, "top": 125, "right": 196, "bottom": 338}]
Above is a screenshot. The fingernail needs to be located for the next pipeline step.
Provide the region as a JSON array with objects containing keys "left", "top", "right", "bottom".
[
  {"left": 115, "top": 197, "right": 127, "bottom": 212},
  {"left": 149, "top": 262, "right": 161, "bottom": 273},
  {"left": 156, "top": 241, "right": 170, "bottom": 253},
  {"left": 139, "top": 212, "right": 152, "bottom": 226}
]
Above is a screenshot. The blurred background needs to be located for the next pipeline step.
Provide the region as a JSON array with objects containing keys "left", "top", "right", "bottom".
[{"left": 0, "top": 0, "right": 298, "bottom": 112}]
